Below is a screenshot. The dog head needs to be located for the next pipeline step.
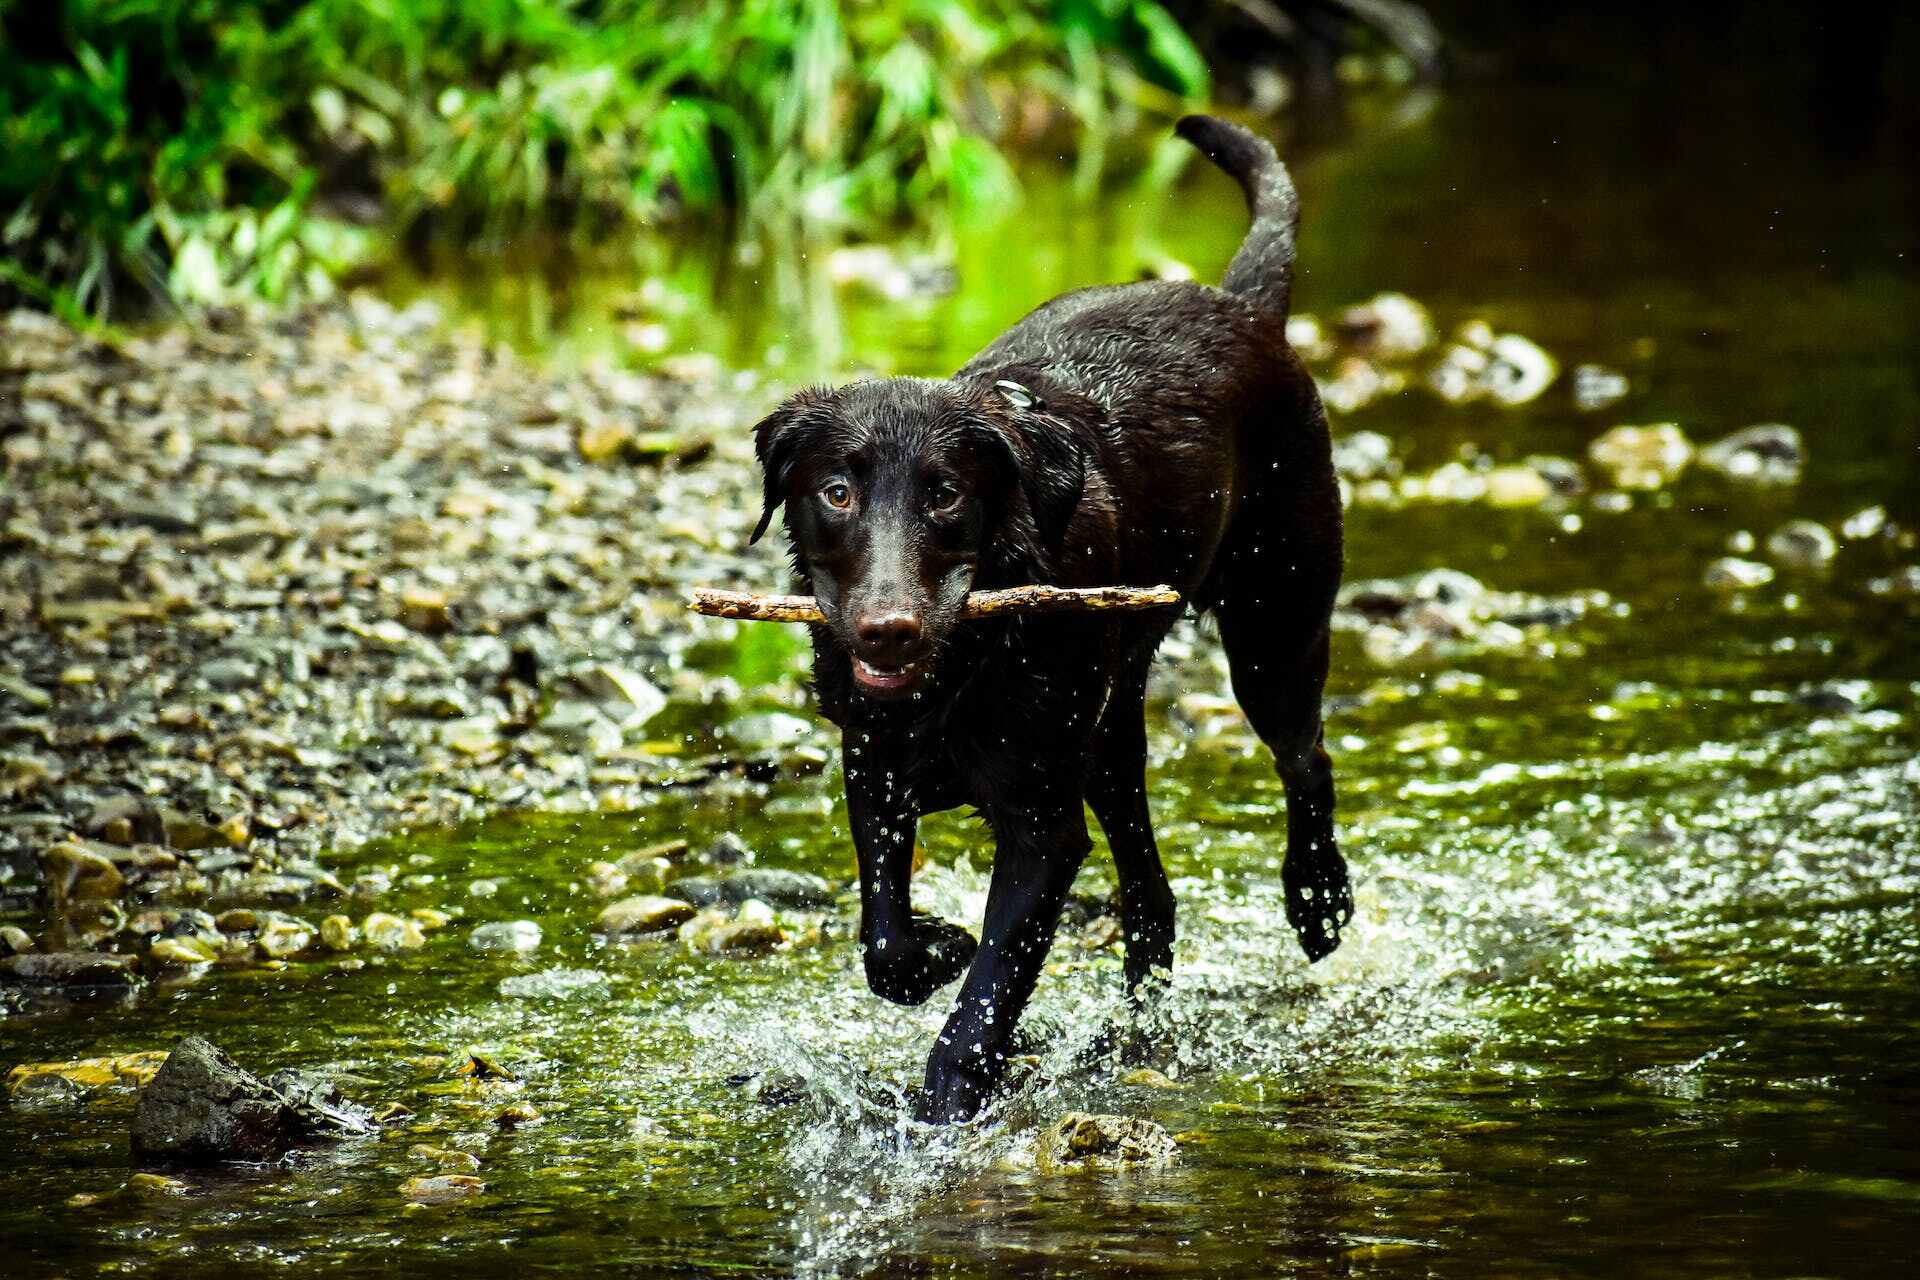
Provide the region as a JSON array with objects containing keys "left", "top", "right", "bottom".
[{"left": 751, "top": 377, "right": 1085, "bottom": 700}]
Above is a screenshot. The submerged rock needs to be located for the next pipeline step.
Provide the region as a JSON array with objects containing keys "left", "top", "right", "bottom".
[
  {"left": 666, "top": 868, "right": 833, "bottom": 910},
  {"left": 498, "top": 967, "right": 609, "bottom": 1000},
  {"left": 1765, "top": 520, "right": 1838, "bottom": 570},
  {"left": 131, "top": 1037, "right": 372, "bottom": 1164},
  {"left": 1700, "top": 423, "right": 1805, "bottom": 484},
  {"left": 468, "top": 920, "right": 542, "bottom": 954},
  {"left": 1589, "top": 423, "right": 1693, "bottom": 489},
  {"left": 0, "top": 951, "right": 139, "bottom": 989},
  {"left": 1704, "top": 557, "right": 1775, "bottom": 590},
  {"left": 400, "top": 1174, "right": 485, "bottom": 1204},
  {"left": 1037, "top": 1112, "right": 1179, "bottom": 1170},
  {"left": 362, "top": 912, "right": 426, "bottom": 950},
  {"left": 1572, "top": 363, "right": 1630, "bottom": 411},
  {"left": 1334, "top": 292, "right": 1434, "bottom": 359}
]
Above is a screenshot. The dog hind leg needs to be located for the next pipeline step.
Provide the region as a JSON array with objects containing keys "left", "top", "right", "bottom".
[{"left": 1209, "top": 486, "right": 1352, "bottom": 962}]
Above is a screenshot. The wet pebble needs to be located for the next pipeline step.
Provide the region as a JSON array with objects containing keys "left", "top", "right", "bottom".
[
  {"left": 1699, "top": 422, "right": 1805, "bottom": 484},
  {"left": 362, "top": 912, "right": 426, "bottom": 950},
  {"left": 1589, "top": 423, "right": 1692, "bottom": 489},
  {"left": 1572, "top": 363, "right": 1630, "bottom": 411},
  {"left": 597, "top": 895, "right": 696, "bottom": 936},
  {"left": 1765, "top": 520, "right": 1837, "bottom": 570},
  {"left": 469, "top": 920, "right": 542, "bottom": 954},
  {"left": 1704, "top": 557, "right": 1775, "bottom": 591}
]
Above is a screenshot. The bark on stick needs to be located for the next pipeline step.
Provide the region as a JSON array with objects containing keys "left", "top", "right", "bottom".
[{"left": 688, "top": 585, "right": 1181, "bottom": 624}]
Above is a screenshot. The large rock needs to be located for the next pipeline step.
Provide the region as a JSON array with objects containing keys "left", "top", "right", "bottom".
[
  {"left": 131, "top": 1037, "right": 371, "bottom": 1165},
  {"left": 1037, "top": 1112, "right": 1179, "bottom": 1170},
  {"left": 0, "top": 951, "right": 139, "bottom": 989}
]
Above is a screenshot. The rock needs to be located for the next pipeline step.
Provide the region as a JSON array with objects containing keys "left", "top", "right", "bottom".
[
  {"left": 1334, "top": 292, "right": 1434, "bottom": 359},
  {"left": 570, "top": 663, "right": 667, "bottom": 728},
  {"left": 1700, "top": 423, "right": 1804, "bottom": 484},
  {"left": 1526, "top": 454, "right": 1589, "bottom": 498},
  {"left": 128, "top": 1172, "right": 192, "bottom": 1196},
  {"left": 6, "top": 1051, "right": 167, "bottom": 1095},
  {"left": 1484, "top": 333, "right": 1558, "bottom": 405},
  {"left": 410, "top": 907, "right": 453, "bottom": 931},
  {"left": 1765, "top": 520, "right": 1837, "bottom": 570},
  {"left": 400, "top": 1174, "right": 486, "bottom": 1204},
  {"left": 362, "top": 912, "right": 426, "bottom": 950},
  {"left": 825, "top": 245, "right": 957, "bottom": 301},
  {"left": 1841, "top": 506, "right": 1887, "bottom": 541},
  {"left": 0, "top": 924, "right": 32, "bottom": 955},
  {"left": 0, "top": 951, "right": 139, "bottom": 989},
  {"left": 255, "top": 913, "right": 315, "bottom": 959},
  {"left": 149, "top": 936, "right": 219, "bottom": 967},
  {"left": 1330, "top": 431, "right": 1397, "bottom": 481},
  {"left": 397, "top": 587, "right": 454, "bottom": 634},
  {"left": 1482, "top": 465, "right": 1553, "bottom": 507},
  {"left": 409, "top": 1144, "right": 482, "bottom": 1171},
  {"left": 684, "top": 917, "right": 786, "bottom": 955},
  {"left": 1704, "top": 557, "right": 1775, "bottom": 590},
  {"left": 700, "top": 832, "right": 755, "bottom": 867},
  {"left": 1118, "top": 1068, "right": 1182, "bottom": 1089},
  {"left": 1572, "top": 363, "right": 1630, "bottom": 411},
  {"left": 131, "top": 1037, "right": 371, "bottom": 1164},
  {"left": 469, "top": 920, "right": 542, "bottom": 954},
  {"left": 40, "top": 841, "right": 126, "bottom": 902},
  {"left": 667, "top": 868, "right": 833, "bottom": 909},
  {"left": 498, "top": 968, "right": 609, "bottom": 1000},
  {"left": 197, "top": 658, "right": 257, "bottom": 692},
  {"left": 1589, "top": 424, "right": 1693, "bottom": 489},
  {"left": 596, "top": 895, "right": 696, "bottom": 936},
  {"left": 265, "top": 1068, "right": 378, "bottom": 1132},
  {"left": 537, "top": 699, "right": 621, "bottom": 754},
  {"left": 319, "top": 914, "right": 356, "bottom": 951},
  {"left": 1037, "top": 1112, "right": 1179, "bottom": 1169}
]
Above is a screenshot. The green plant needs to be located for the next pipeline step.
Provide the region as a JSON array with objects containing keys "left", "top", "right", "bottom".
[{"left": 1, "top": 0, "right": 1217, "bottom": 319}]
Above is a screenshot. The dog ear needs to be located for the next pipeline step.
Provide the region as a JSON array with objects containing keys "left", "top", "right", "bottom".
[
  {"left": 967, "top": 406, "right": 1087, "bottom": 558},
  {"left": 750, "top": 389, "right": 831, "bottom": 545}
]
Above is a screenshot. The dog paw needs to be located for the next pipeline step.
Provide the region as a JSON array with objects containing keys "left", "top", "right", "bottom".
[
  {"left": 863, "top": 914, "right": 977, "bottom": 1006},
  {"left": 1283, "top": 852, "right": 1353, "bottom": 963},
  {"left": 914, "top": 1051, "right": 997, "bottom": 1124}
]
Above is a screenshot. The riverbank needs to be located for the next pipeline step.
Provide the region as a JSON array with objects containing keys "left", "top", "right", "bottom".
[{"left": 1, "top": 298, "right": 798, "bottom": 946}]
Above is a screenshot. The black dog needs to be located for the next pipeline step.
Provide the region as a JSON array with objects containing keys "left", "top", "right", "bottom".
[{"left": 751, "top": 115, "right": 1350, "bottom": 1123}]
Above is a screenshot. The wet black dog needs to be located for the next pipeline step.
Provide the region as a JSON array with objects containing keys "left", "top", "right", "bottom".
[{"left": 751, "top": 115, "right": 1351, "bottom": 1123}]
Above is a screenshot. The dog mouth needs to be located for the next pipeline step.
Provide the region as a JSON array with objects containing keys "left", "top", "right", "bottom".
[{"left": 853, "top": 656, "right": 929, "bottom": 697}]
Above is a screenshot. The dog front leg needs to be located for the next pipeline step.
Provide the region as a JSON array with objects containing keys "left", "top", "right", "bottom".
[
  {"left": 917, "top": 803, "right": 1091, "bottom": 1123},
  {"left": 845, "top": 736, "right": 976, "bottom": 1006}
]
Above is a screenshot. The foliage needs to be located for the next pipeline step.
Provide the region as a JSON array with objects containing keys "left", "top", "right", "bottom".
[{"left": 0, "top": 0, "right": 1213, "bottom": 317}]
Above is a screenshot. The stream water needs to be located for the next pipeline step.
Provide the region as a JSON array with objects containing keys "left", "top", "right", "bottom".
[{"left": 5, "top": 15, "right": 1918, "bottom": 1277}]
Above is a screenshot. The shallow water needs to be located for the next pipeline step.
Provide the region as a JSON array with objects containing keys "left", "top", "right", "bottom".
[{"left": 6, "top": 19, "right": 1920, "bottom": 1278}]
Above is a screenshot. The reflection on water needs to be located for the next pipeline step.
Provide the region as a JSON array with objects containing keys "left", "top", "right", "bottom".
[{"left": 6, "top": 7, "right": 1920, "bottom": 1276}]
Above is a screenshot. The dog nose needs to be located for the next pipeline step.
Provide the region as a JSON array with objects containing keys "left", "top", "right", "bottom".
[{"left": 854, "top": 610, "right": 923, "bottom": 662}]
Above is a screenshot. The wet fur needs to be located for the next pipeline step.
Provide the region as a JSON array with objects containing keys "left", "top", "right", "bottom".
[{"left": 752, "top": 115, "right": 1352, "bottom": 1123}]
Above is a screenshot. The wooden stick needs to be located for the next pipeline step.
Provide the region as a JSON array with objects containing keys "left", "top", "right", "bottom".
[{"left": 688, "top": 584, "right": 1182, "bottom": 623}]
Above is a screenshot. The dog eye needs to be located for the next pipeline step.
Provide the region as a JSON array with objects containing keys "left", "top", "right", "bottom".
[
  {"left": 822, "top": 482, "right": 853, "bottom": 510},
  {"left": 926, "top": 479, "right": 960, "bottom": 512}
]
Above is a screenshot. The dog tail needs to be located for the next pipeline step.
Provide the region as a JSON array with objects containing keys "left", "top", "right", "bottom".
[{"left": 1175, "top": 114, "right": 1299, "bottom": 321}]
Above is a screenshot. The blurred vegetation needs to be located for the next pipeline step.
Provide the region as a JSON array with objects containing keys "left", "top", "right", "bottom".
[{"left": 0, "top": 0, "right": 1239, "bottom": 318}]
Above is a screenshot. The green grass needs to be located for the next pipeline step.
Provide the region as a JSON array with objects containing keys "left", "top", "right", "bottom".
[{"left": 0, "top": 0, "right": 1216, "bottom": 318}]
